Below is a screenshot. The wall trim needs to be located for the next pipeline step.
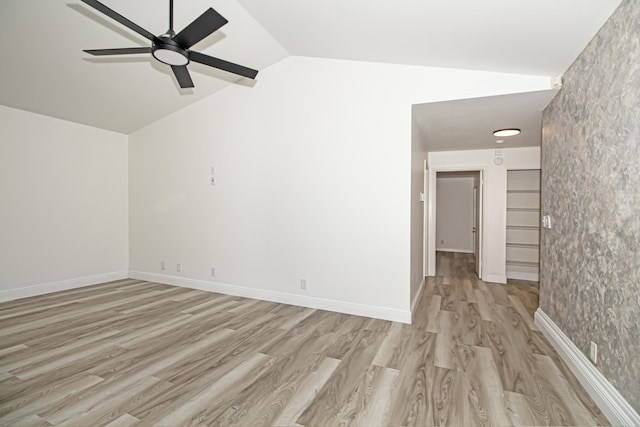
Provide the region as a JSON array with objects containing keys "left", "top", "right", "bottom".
[
  {"left": 435, "top": 247, "right": 474, "bottom": 254},
  {"left": 484, "top": 273, "right": 507, "bottom": 284},
  {"left": 0, "top": 271, "right": 129, "bottom": 302},
  {"left": 506, "top": 271, "right": 539, "bottom": 281},
  {"left": 411, "top": 276, "right": 426, "bottom": 319},
  {"left": 129, "top": 270, "right": 412, "bottom": 324},
  {"left": 534, "top": 308, "right": 640, "bottom": 427}
]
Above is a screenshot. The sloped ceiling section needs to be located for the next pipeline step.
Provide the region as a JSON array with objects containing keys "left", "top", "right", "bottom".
[
  {"left": 0, "top": 0, "right": 622, "bottom": 134},
  {"left": 0, "top": 0, "right": 288, "bottom": 133},
  {"left": 237, "top": 0, "right": 622, "bottom": 76}
]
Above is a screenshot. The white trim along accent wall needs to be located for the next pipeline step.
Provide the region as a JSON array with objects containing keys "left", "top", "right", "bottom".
[{"left": 535, "top": 309, "right": 640, "bottom": 427}]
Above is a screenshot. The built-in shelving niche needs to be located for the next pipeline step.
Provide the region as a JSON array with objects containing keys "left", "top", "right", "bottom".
[{"left": 506, "top": 170, "right": 540, "bottom": 281}]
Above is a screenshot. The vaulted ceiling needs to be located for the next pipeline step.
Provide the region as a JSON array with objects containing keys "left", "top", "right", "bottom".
[{"left": 0, "top": 0, "right": 622, "bottom": 134}]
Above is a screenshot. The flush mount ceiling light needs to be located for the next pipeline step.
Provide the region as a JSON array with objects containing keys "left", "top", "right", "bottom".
[{"left": 493, "top": 128, "right": 521, "bottom": 137}]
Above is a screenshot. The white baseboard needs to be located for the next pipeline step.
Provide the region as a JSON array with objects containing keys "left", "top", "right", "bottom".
[
  {"left": 506, "top": 271, "right": 539, "bottom": 281},
  {"left": 0, "top": 271, "right": 129, "bottom": 302},
  {"left": 534, "top": 308, "right": 640, "bottom": 427},
  {"left": 484, "top": 273, "right": 507, "bottom": 284},
  {"left": 129, "top": 271, "right": 412, "bottom": 324},
  {"left": 436, "top": 248, "right": 474, "bottom": 254}
]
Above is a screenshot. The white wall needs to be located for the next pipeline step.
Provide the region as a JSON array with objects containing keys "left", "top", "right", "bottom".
[
  {"left": 427, "top": 147, "right": 541, "bottom": 283},
  {"left": 410, "top": 113, "right": 427, "bottom": 308},
  {"left": 129, "top": 56, "right": 551, "bottom": 322},
  {"left": 436, "top": 174, "right": 475, "bottom": 252},
  {"left": 0, "top": 105, "right": 129, "bottom": 300}
]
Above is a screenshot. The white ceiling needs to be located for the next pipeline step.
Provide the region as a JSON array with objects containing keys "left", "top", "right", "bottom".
[
  {"left": 0, "top": 0, "right": 622, "bottom": 134},
  {"left": 413, "top": 89, "right": 559, "bottom": 152},
  {"left": 0, "top": 0, "right": 288, "bottom": 134},
  {"left": 236, "top": 0, "right": 621, "bottom": 76}
]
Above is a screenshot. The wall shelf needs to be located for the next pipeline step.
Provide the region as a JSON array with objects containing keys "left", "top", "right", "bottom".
[
  {"left": 507, "top": 225, "right": 539, "bottom": 230},
  {"left": 506, "top": 260, "right": 539, "bottom": 267},
  {"left": 506, "top": 243, "right": 539, "bottom": 249},
  {"left": 507, "top": 207, "right": 540, "bottom": 212}
]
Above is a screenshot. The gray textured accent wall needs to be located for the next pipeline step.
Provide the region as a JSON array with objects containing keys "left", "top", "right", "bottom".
[{"left": 540, "top": 0, "right": 640, "bottom": 412}]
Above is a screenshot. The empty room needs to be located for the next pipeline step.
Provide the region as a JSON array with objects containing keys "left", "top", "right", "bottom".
[{"left": 1, "top": 0, "right": 638, "bottom": 425}]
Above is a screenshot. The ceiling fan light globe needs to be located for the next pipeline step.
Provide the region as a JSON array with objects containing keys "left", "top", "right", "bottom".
[{"left": 152, "top": 48, "right": 189, "bottom": 66}]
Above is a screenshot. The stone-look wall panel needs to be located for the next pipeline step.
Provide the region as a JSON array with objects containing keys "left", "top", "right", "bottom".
[{"left": 540, "top": 0, "right": 640, "bottom": 412}]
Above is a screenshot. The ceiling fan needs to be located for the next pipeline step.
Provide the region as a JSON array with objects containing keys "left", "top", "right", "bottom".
[{"left": 80, "top": 0, "right": 258, "bottom": 88}]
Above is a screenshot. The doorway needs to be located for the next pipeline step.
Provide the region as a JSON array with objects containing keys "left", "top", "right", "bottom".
[{"left": 433, "top": 170, "right": 483, "bottom": 278}]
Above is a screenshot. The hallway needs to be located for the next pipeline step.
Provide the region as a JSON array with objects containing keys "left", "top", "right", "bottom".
[{"left": 411, "top": 251, "right": 607, "bottom": 425}]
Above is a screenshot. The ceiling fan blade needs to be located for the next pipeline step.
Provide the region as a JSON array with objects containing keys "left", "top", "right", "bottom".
[
  {"left": 171, "top": 65, "right": 194, "bottom": 88},
  {"left": 173, "top": 8, "right": 228, "bottom": 49},
  {"left": 189, "top": 51, "right": 258, "bottom": 79},
  {"left": 81, "top": 0, "right": 159, "bottom": 42},
  {"left": 84, "top": 47, "right": 152, "bottom": 56}
]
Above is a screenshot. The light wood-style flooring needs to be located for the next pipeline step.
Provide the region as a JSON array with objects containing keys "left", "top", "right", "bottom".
[{"left": 0, "top": 252, "right": 608, "bottom": 426}]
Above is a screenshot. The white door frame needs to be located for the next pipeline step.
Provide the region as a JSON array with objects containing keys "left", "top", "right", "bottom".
[
  {"left": 423, "top": 160, "right": 429, "bottom": 278},
  {"left": 426, "top": 166, "right": 487, "bottom": 279},
  {"left": 473, "top": 184, "right": 480, "bottom": 277}
]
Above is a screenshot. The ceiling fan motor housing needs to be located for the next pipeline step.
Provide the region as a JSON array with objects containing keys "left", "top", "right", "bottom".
[{"left": 152, "top": 37, "right": 190, "bottom": 66}]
